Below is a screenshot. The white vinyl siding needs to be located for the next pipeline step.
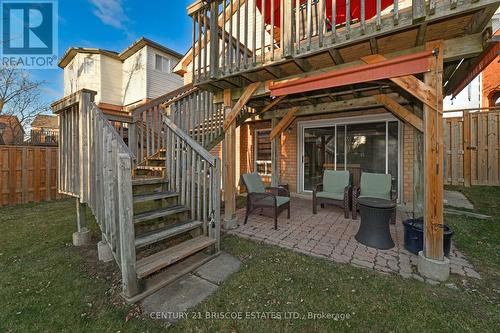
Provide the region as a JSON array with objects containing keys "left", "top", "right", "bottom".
[
  {"left": 122, "top": 48, "right": 147, "bottom": 106},
  {"left": 146, "top": 46, "right": 182, "bottom": 100},
  {"left": 100, "top": 56, "right": 123, "bottom": 105},
  {"left": 63, "top": 53, "right": 101, "bottom": 100}
]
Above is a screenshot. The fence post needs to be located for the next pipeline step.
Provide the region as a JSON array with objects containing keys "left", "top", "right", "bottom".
[
  {"left": 117, "top": 153, "right": 139, "bottom": 299},
  {"left": 463, "top": 110, "right": 471, "bottom": 187}
]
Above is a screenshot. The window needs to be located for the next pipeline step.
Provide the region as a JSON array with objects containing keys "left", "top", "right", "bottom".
[
  {"left": 155, "top": 54, "right": 171, "bottom": 73},
  {"left": 255, "top": 129, "right": 272, "bottom": 176},
  {"left": 82, "top": 57, "right": 94, "bottom": 75}
]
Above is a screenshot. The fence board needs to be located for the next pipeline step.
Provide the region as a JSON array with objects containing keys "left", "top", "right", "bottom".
[
  {"left": 0, "top": 145, "right": 60, "bottom": 206},
  {"left": 444, "top": 110, "right": 500, "bottom": 186}
]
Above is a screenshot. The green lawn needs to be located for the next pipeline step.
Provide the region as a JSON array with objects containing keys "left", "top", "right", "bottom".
[{"left": 0, "top": 188, "right": 499, "bottom": 332}]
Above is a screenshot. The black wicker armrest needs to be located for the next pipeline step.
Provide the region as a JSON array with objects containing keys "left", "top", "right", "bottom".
[
  {"left": 313, "top": 183, "right": 323, "bottom": 195},
  {"left": 266, "top": 186, "right": 289, "bottom": 197},
  {"left": 391, "top": 189, "right": 398, "bottom": 201},
  {"left": 344, "top": 185, "right": 352, "bottom": 199},
  {"left": 352, "top": 186, "right": 360, "bottom": 198}
]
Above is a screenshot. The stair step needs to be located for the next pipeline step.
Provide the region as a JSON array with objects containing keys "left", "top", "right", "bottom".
[
  {"left": 147, "top": 157, "right": 166, "bottom": 161},
  {"left": 132, "top": 177, "right": 167, "bottom": 186},
  {"left": 136, "top": 236, "right": 216, "bottom": 278},
  {"left": 133, "top": 191, "right": 178, "bottom": 203},
  {"left": 133, "top": 205, "right": 190, "bottom": 223},
  {"left": 135, "top": 220, "right": 203, "bottom": 248},
  {"left": 135, "top": 165, "right": 165, "bottom": 171},
  {"left": 124, "top": 251, "right": 219, "bottom": 303}
]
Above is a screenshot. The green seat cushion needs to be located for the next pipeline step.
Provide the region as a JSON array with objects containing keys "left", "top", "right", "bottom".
[
  {"left": 257, "top": 195, "right": 290, "bottom": 207},
  {"left": 323, "top": 170, "right": 350, "bottom": 194},
  {"left": 360, "top": 172, "right": 391, "bottom": 200},
  {"left": 317, "top": 191, "right": 344, "bottom": 201},
  {"left": 242, "top": 172, "right": 266, "bottom": 193}
]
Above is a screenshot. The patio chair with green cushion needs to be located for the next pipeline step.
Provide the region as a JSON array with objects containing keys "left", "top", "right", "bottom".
[
  {"left": 312, "top": 170, "right": 351, "bottom": 218},
  {"left": 352, "top": 172, "right": 397, "bottom": 223},
  {"left": 240, "top": 172, "right": 290, "bottom": 230}
]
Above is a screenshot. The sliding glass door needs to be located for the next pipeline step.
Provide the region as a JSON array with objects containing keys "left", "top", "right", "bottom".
[{"left": 300, "top": 118, "right": 400, "bottom": 195}]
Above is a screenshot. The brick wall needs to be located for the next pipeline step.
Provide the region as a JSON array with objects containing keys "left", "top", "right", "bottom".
[
  {"left": 481, "top": 56, "right": 500, "bottom": 107},
  {"left": 402, "top": 124, "right": 414, "bottom": 205}
]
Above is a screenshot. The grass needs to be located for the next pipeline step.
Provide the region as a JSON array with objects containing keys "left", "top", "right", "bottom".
[{"left": 0, "top": 189, "right": 499, "bottom": 332}]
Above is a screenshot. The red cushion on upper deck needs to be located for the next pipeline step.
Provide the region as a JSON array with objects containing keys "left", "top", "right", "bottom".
[{"left": 256, "top": 0, "right": 395, "bottom": 28}]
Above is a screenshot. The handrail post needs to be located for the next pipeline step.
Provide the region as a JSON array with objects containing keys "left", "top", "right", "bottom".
[
  {"left": 117, "top": 153, "right": 139, "bottom": 299},
  {"left": 209, "top": 0, "right": 219, "bottom": 79},
  {"left": 213, "top": 157, "right": 222, "bottom": 251},
  {"left": 282, "top": 0, "right": 294, "bottom": 58}
]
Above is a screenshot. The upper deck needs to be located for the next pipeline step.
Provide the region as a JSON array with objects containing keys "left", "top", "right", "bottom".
[{"left": 178, "top": 0, "right": 499, "bottom": 93}]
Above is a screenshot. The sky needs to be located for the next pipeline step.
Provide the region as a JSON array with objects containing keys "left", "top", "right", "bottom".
[{"left": 32, "top": 0, "right": 194, "bottom": 106}]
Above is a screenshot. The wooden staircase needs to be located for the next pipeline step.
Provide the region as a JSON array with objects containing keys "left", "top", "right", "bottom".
[{"left": 127, "top": 163, "right": 217, "bottom": 301}]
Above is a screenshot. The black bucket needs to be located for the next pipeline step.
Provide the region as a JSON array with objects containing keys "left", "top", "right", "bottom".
[{"left": 403, "top": 218, "right": 454, "bottom": 257}]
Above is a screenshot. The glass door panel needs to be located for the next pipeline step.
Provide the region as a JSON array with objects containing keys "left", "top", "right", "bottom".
[
  {"left": 303, "top": 127, "right": 335, "bottom": 191},
  {"left": 345, "top": 122, "right": 386, "bottom": 187}
]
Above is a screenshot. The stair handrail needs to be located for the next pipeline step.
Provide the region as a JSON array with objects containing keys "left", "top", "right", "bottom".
[
  {"left": 162, "top": 115, "right": 221, "bottom": 251},
  {"left": 53, "top": 89, "right": 139, "bottom": 298}
]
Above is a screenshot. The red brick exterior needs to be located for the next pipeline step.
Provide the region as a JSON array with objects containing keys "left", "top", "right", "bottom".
[{"left": 481, "top": 56, "right": 500, "bottom": 108}]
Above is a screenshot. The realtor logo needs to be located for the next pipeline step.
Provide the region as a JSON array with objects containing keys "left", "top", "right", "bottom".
[{"left": 1, "top": 0, "right": 58, "bottom": 68}]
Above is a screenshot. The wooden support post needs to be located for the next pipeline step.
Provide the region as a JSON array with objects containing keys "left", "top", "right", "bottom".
[
  {"left": 463, "top": 110, "right": 471, "bottom": 187},
  {"left": 413, "top": 109, "right": 424, "bottom": 218},
  {"left": 422, "top": 41, "right": 446, "bottom": 261},
  {"left": 223, "top": 89, "right": 238, "bottom": 229},
  {"left": 271, "top": 118, "right": 280, "bottom": 187}
]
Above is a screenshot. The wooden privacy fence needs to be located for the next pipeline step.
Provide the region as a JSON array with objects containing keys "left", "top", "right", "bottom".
[
  {"left": 0, "top": 145, "right": 59, "bottom": 206},
  {"left": 444, "top": 108, "right": 500, "bottom": 186}
]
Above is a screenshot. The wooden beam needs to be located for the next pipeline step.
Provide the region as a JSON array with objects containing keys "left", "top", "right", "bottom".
[
  {"left": 269, "top": 107, "right": 299, "bottom": 140},
  {"left": 223, "top": 82, "right": 261, "bottom": 130},
  {"left": 271, "top": 51, "right": 433, "bottom": 96},
  {"left": 362, "top": 54, "right": 438, "bottom": 111},
  {"left": 263, "top": 93, "right": 408, "bottom": 119},
  {"left": 260, "top": 95, "right": 287, "bottom": 114},
  {"left": 423, "top": 40, "right": 444, "bottom": 261},
  {"left": 374, "top": 94, "right": 423, "bottom": 132}
]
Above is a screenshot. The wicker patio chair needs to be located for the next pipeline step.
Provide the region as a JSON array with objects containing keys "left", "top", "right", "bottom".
[
  {"left": 352, "top": 172, "right": 397, "bottom": 224},
  {"left": 312, "top": 170, "right": 351, "bottom": 218},
  {"left": 240, "top": 172, "right": 290, "bottom": 230}
]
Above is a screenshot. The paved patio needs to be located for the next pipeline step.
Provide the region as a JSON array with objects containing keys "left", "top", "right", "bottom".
[{"left": 226, "top": 197, "right": 480, "bottom": 282}]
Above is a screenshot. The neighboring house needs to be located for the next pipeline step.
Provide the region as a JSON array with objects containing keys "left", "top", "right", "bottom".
[
  {"left": 0, "top": 115, "right": 24, "bottom": 145},
  {"left": 30, "top": 114, "right": 59, "bottom": 146},
  {"left": 58, "top": 37, "right": 184, "bottom": 114}
]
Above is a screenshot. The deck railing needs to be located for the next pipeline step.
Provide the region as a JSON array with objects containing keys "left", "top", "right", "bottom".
[
  {"left": 189, "top": 0, "right": 469, "bottom": 83},
  {"left": 53, "top": 89, "right": 139, "bottom": 297},
  {"left": 163, "top": 116, "right": 221, "bottom": 249},
  {"left": 29, "top": 129, "right": 59, "bottom": 146},
  {"left": 131, "top": 85, "right": 225, "bottom": 163}
]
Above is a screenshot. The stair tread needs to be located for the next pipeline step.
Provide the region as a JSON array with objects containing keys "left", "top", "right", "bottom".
[
  {"left": 132, "top": 177, "right": 167, "bottom": 186},
  {"left": 135, "top": 165, "right": 165, "bottom": 170},
  {"left": 133, "top": 190, "right": 178, "bottom": 203},
  {"left": 136, "top": 236, "right": 216, "bottom": 278},
  {"left": 135, "top": 220, "right": 203, "bottom": 248},
  {"left": 133, "top": 205, "right": 190, "bottom": 223}
]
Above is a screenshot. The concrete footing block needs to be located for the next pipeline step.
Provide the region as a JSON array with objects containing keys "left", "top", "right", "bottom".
[
  {"left": 72, "top": 228, "right": 91, "bottom": 246},
  {"left": 223, "top": 217, "right": 239, "bottom": 230},
  {"left": 97, "top": 240, "right": 113, "bottom": 262},
  {"left": 418, "top": 251, "right": 450, "bottom": 282}
]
